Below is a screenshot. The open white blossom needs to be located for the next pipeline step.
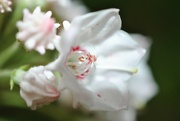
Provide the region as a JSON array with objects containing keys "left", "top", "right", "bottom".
[
  {"left": 99, "top": 34, "right": 158, "bottom": 121},
  {"left": 48, "top": 0, "right": 88, "bottom": 21},
  {"left": 0, "top": 0, "right": 12, "bottom": 13},
  {"left": 16, "top": 6, "right": 60, "bottom": 54},
  {"left": 20, "top": 66, "right": 60, "bottom": 110},
  {"left": 46, "top": 9, "right": 145, "bottom": 111}
]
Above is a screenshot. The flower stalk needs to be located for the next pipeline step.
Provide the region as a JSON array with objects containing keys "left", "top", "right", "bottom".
[{"left": 0, "top": 41, "right": 20, "bottom": 68}]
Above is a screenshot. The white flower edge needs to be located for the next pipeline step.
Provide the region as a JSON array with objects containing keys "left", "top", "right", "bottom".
[{"left": 129, "top": 34, "right": 159, "bottom": 109}]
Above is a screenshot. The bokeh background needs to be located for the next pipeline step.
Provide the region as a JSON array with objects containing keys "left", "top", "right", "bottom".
[{"left": 0, "top": 0, "right": 179, "bottom": 121}]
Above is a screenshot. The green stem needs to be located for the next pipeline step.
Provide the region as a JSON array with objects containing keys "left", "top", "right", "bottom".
[
  {"left": 0, "top": 41, "right": 20, "bottom": 68},
  {"left": 0, "top": 69, "right": 12, "bottom": 79},
  {"left": 3, "top": 0, "right": 25, "bottom": 37}
]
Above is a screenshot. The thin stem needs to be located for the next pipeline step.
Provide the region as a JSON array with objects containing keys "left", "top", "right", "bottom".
[
  {"left": 0, "top": 41, "right": 20, "bottom": 68},
  {"left": 0, "top": 69, "right": 12, "bottom": 79}
]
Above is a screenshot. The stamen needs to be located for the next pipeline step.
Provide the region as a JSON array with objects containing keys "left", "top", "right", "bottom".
[
  {"left": 66, "top": 45, "right": 96, "bottom": 79},
  {"left": 96, "top": 65, "right": 138, "bottom": 74}
]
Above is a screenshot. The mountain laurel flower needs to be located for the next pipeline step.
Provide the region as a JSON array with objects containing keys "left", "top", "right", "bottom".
[
  {"left": 0, "top": 0, "right": 12, "bottom": 13},
  {"left": 19, "top": 66, "right": 60, "bottom": 110},
  {"left": 16, "top": 6, "right": 60, "bottom": 54},
  {"left": 47, "top": 9, "right": 146, "bottom": 111}
]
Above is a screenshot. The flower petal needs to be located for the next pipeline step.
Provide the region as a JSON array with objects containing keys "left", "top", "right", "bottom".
[
  {"left": 126, "top": 34, "right": 158, "bottom": 109},
  {"left": 82, "top": 71, "right": 129, "bottom": 111},
  {"left": 130, "top": 33, "right": 152, "bottom": 61},
  {"left": 70, "top": 8, "right": 121, "bottom": 45},
  {"left": 129, "top": 62, "right": 158, "bottom": 109},
  {"left": 57, "top": 70, "right": 128, "bottom": 111},
  {"left": 95, "top": 30, "right": 146, "bottom": 81}
]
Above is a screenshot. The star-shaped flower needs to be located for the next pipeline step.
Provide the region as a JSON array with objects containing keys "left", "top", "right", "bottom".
[
  {"left": 46, "top": 9, "right": 146, "bottom": 111},
  {"left": 16, "top": 6, "right": 60, "bottom": 54}
]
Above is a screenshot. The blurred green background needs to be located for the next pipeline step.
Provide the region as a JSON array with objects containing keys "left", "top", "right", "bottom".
[{"left": 0, "top": 0, "right": 179, "bottom": 121}]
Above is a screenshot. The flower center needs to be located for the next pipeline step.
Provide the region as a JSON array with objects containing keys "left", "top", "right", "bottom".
[{"left": 66, "top": 45, "right": 97, "bottom": 79}]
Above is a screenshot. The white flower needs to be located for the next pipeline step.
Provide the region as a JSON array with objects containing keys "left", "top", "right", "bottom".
[
  {"left": 48, "top": 0, "right": 88, "bottom": 21},
  {"left": 99, "top": 34, "right": 158, "bottom": 121},
  {"left": 0, "top": 0, "right": 12, "bottom": 13},
  {"left": 47, "top": 9, "right": 145, "bottom": 111},
  {"left": 20, "top": 66, "right": 60, "bottom": 110},
  {"left": 16, "top": 6, "right": 60, "bottom": 54}
]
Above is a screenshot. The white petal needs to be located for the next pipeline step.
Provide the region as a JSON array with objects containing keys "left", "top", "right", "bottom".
[
  {"left": 55, "top": 9, "right": 122, "bottom": 57},
  {"left": 25, "top": 39, "right": 36, "bottom": 50},
  {"left": 47, "top": 43, "right": 55, "bottom": 50},
  {"left": 127, "top": 34, "right": 158, "bottom": 109},
  {"left": 70, "top": 9, "right": 121, "bottom": 45},
  {"left": 63, "top": 20, "right": 71, "bottom": 30},
  {"left": 36, "top": 46, "right": 46, "bottom": 55},
  {"left": 130, "top": 34, "right": 152, "bottom": 61},
  {"left": 54, "top": 58, "right": 129, "bottom": 111},
  {"left": 33, "top": 6, "right": 41, "bottom": 14},
  {"left": 59, "top": 22, "right": 82, "bottom": 54},
  {"left": 45, "top": 11, "right": 52, "bottom": 17},
  {"left": 95, "top": 30, "right": 146, "bottom": 81},
  {"left": 54, "top": 23, "right": 60, "bottom": 28},
  {"left": 129, "top": 62, "right": 158, "bottom": 109},
  {"left": 82, "top": 71, "right": 129, "bottom": 111}
]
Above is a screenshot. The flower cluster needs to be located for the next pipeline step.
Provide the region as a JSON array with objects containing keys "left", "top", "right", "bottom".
[
  {"left": 6, "top": 1, "right": 158, "bottom": 119},
  {"left": 13, "top": 6, "right": 146, "bottom": 111}
]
